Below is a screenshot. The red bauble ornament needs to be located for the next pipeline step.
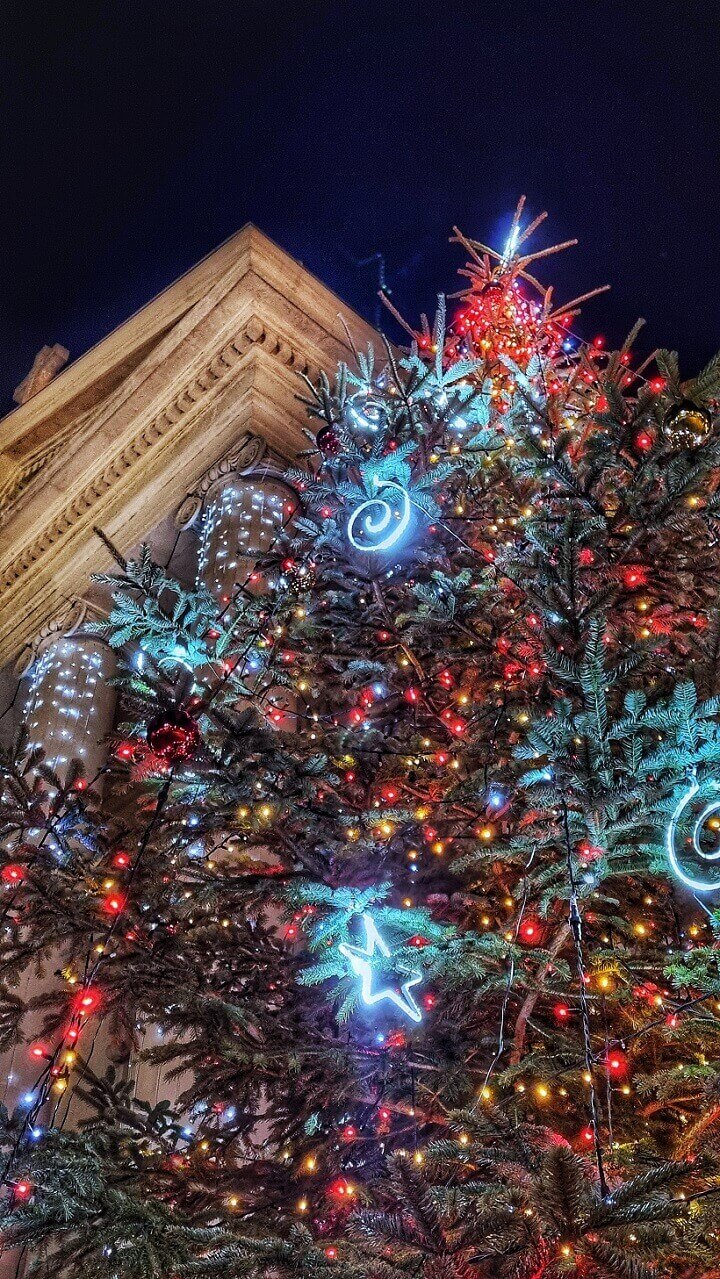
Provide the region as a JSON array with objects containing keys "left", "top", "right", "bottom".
[
  {"left": 316, "top": 423, "right": 342, "bottom": 456},
  {"left": 326, "top": 1177, "right": 355, "bottom": 1201},
  {"left": 146, "top": 708, "right": 200, "bottom": 762}
]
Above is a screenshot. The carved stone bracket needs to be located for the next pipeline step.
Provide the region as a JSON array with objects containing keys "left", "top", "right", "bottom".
[
  {"left": 174, "top": 430, "right": 271, "bottom": 530},
  {"left": 0, "top": 225, "right": 379, "bottom": 666},
  {"left": 13, "top": 598, "right": 106, "bottom": 677}
]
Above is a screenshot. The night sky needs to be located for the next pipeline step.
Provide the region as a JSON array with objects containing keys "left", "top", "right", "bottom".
[{"left": 2, "top": 1, "right": 720, "bottom": 413}]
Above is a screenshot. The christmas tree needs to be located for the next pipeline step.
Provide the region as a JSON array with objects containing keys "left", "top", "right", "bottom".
[{"left": 4, "top": 201, "right": 720, "bottom": 1276}]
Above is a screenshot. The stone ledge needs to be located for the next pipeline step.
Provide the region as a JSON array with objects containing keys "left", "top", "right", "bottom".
[{"left": 0, "top": 227, "right": 378, "bottom": 665}]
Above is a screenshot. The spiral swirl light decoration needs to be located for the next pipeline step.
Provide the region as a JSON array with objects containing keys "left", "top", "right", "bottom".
[
  {"left": 346, "top": 391, "right": 389, "bottom": 438},
  {"left": 666, "top": 771, "right": 720, "bottom": 892},
  {"left": 347, "top": 475, "right": 412, "bottom": 554}
]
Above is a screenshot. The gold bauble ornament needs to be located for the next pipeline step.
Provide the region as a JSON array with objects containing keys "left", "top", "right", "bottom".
[{"left": 663, "top": 399, "right": 712, "bottom": 448}]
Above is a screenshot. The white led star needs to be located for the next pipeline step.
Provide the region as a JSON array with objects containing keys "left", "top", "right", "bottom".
[{"left": 338, "top": 914, "right": 423, "bottom": 1023}]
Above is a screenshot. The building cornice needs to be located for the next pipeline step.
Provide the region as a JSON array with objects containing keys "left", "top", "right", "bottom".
[{"left": 0, "top": 226, "right": 378, "bottom": 665}]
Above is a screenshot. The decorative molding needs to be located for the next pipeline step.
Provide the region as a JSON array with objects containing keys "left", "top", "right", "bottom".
[
  {"left": 13, "top": 344, "right": 70, "bottom": 407},
  {"left": 2, "top": 325, "right": 249, "bottom": 591},
  {"left": 174, "top": 429, "right": 271, "bottom": 529},
  {"left": 13, "top": 598, "right": 107, "bottom": 677},
  {"left": 0, "top": 226, "right": 379, "bottom": 666},
  {"left": 1, "top": 316, "right": 321, "bottom": 583}
]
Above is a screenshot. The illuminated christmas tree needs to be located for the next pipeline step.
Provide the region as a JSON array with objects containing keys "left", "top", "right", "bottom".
[{"left": 3, "top": 201, "right": 720, "bottom": 1276}]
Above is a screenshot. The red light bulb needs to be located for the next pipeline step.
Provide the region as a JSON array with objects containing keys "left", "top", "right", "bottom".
[
  {"left": 634, "top": 429, "right": 653, "bottom": 453},
  {"left": 519, "top": 918, "right": 543, "bottom": 946},
  {"left": 2, "top": 863, "right": 25, "bottom": 885},
  {"left": 603, "top": 1048, "right": 629, "bottom": 1079},
  {"left": 74, "top": 987, "right": 101, "bottom": 1016}
]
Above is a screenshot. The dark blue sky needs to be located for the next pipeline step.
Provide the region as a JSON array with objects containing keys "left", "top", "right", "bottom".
[{"left": 2, "top": 1, "right": 719, "bottom": 409}]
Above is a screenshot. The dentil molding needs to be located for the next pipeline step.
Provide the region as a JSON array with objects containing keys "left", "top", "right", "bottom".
[{"left": 0, "top": 227, "right": 377, "bottom": 666}]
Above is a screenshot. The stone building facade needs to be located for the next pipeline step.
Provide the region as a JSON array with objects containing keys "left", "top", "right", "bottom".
[{"left": 0, "top": 226, "right": 376, "bottom": 1128}]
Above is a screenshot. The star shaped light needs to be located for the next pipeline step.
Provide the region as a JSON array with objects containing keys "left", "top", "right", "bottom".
[{"left": 338, "top": 913, "right": 423, "bottom": 1023}]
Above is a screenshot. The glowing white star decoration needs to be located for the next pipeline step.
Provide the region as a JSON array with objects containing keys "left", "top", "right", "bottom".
[
  {"left": 338, "top": 914, "right": 423, "bottom": 1022},
  {"left": 666, "top": 771, "right": 720, "bottom": 893}
]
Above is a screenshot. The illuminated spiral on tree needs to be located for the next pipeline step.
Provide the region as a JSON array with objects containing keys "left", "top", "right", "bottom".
[
  {"left": 666, "top": 772, "right": 720, "bottom": 893},
  {"left": 347, "top": 476, "right": 411, "bottom": 554},
  {"left": 346, "top": 391, "right": 389, "bottom": 438}
]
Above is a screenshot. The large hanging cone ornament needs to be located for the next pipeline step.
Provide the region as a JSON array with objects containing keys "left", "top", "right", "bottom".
[
  {"left": 146, "top": 707, "right": 201, "bottom": 763},
  {"left": 316, "top": 423, "right": 342, "bottom": 457},
  {"left": 663, "top": 399, "right": 713, "bottom": 449}
]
